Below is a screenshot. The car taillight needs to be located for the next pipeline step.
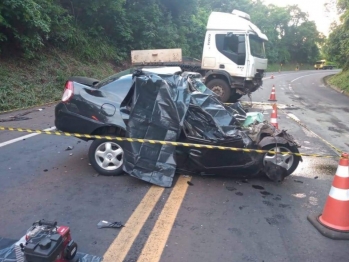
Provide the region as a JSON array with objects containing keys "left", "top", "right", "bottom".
[{"left": 62, "top": 81, "right": 74, "bottom": 102}]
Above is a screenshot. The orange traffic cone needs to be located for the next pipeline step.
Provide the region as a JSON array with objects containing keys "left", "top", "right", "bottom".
[
  {"left": 270, "top": 104, "right": 278, "bottom": 129},
  {"left": 268, "top": 85, "right": 277, "bottom": 102},
  {"left": 308, "top": 153, "right": 349, "bottom": 240}
]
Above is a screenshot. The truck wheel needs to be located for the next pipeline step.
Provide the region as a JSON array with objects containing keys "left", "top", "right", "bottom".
[
  {"left": 88, "top": 139, "right": 124, "bottom": 176},
  {"left": 229, "top": 91, "right": 243, "bottom": 102},
  {"left": 206, "top": 79, "right": 231, "bottom": 102}
]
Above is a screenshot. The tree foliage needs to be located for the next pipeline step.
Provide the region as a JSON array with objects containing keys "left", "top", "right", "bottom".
[
  {"left": 0, "top": 0, "right": 322, "bottom": 63},
  {"left": 324, "top": 0, "right": 349, "bottom": 69}
]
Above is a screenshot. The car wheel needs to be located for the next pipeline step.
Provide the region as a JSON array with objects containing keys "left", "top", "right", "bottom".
[
  {"left": 88, "top": 139, "right": 124, "bottom": 176},
  {"left": 262, "top": 144, "right": 300, "bottom": 176},
  {"left": 206, "top": 79, "right": 231, "bottom": 103}
]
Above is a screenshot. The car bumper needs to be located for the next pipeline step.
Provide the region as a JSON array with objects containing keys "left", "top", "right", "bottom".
[{"left": 55, "top": 103, "right": 104, "bottom": 135}]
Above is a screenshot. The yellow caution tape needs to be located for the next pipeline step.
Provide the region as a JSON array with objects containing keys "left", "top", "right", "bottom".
[
  {"left": 0, "top": 125, "right": 338, "bottom": 158},
  {"left": 0, "top": 100, "right": 60, "bottom": 115}
]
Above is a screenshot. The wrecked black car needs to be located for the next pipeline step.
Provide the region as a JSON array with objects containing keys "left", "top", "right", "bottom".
[{"left": 55, "top": 67, "right": 302, "bottom": 187}]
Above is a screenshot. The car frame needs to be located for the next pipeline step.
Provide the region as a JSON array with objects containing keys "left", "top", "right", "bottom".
[{"left": 55, "top": 67, "right": 302, "bottom": 184}]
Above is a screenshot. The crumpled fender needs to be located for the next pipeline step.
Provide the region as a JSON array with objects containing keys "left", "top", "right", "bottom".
[
  {"left": 258, "top": 136, "right": 294, "bottom": 148},
  {"left": 258, "top": 135, "right": 303, "bottom": 162}
]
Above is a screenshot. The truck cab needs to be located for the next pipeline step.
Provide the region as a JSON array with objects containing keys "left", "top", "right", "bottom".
[
  {"left": 202, "top": 10, "right": 268, "bottom": 102},
  {"left": 314, "top": 60, "right": 335, "bottom": 70}
]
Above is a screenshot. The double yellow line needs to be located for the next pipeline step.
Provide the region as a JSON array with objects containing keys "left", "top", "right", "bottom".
[{"left": 103, "top": 176, "right": 191, "bottom": 262}]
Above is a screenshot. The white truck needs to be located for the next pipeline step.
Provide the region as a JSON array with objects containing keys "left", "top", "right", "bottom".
[{"left": 131, "top": 10, "right": 268, "bottom": 102}]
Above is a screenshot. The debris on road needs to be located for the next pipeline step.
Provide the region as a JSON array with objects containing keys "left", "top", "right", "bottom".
[
  {"left": 252, "top": 185, "right": 264, "bottom": 190},
  {"left": 187, "top": 181, "right": 194, "bottom": 186},
  {"left": 65, "top": 146, "right": 74, "bottom": 151},
  {"left": 314, "top": 176, "right": 319, "bottom": 179},
  {"left": 0, "top": 109, "right": 38, "bottom": 122},
  {"left": 69, "top": 153, "right": 73, "bottom": 156},
  {"left": 260, "top": 191, "right": 273, "bottom": 196},
  {"left": 226, "top": 186, "right": 236, "bottom": 191},
  {"left": 97, "top": 220, "right": 124, "bottom": 229},
  {"left": 294, "top": 180, "right": 304, "bottom": 184}
]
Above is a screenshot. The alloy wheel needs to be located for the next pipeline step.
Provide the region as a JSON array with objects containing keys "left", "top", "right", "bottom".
[
  {"left": 95, "top": 142, "right": 124, "bottom": 171},
  {"left": 263, "top": 146, "right": 294, "bottom": 171}
]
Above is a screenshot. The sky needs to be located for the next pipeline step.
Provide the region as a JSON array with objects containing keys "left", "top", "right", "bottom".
[{"left": 262, "top": 0, "right": 340, "bottom": 36}]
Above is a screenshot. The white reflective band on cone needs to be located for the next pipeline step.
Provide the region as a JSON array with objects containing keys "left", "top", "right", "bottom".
[
  {"left": 336, "top": 165, "right": 349, "bottom": 178},
  {"left": 271, "top": 119, "right": 277, "bottom": 123},
  {"left": 329, "top": 187, "right": 349, "bottom": 201}
]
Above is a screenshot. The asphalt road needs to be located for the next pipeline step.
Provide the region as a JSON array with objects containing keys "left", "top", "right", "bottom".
[{"left": 0, "top": 70, "right": 349, "bottom": 262}]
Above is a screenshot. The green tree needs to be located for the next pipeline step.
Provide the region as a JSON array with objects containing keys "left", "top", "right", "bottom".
[
  {"left": 0, "top": 0, "right": 72, "bottom": 58},
  {"left": 324, "top": 0, "right": 349, "bottom": 69}
]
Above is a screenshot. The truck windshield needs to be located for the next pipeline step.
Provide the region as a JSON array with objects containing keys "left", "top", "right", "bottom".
[{"left": 249, "top": 35, "right": 266, "bottom": 59}]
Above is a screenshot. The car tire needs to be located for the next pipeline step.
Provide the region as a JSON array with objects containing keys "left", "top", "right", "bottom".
[
  {"left": 206, "top": 79, "right": 231, "bottom": 103},
  {"left": 88, "top": 139, "right": 124, "bottom": 176},
  {"left": 262, "top": 144, "right": 301, "bottom": 176}
]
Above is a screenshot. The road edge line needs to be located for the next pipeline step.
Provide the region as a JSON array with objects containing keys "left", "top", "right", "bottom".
[{"left": 0, "top": 126, "right": 56, "bottom": 148}]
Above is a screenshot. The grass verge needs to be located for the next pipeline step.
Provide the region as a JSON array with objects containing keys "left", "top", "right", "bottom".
[
  {"left": 0, "top": 49, "right": 126, "bottom": 112},
  {"left": 267, "top": 63, "right": 314, "bottom": 72},
  {"left": 327, "top": 70, "right": 349, "bottom": 93}
]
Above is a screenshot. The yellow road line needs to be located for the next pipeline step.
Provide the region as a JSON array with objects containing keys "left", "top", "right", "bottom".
[
  {"left": 103, "top": 186, "right": 165, "bottom": 262},
  {"left": 137, "top": 176, "right": 191, "bottom": 262}
]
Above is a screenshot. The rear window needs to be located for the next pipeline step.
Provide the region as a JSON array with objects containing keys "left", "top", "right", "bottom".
[{"left": 96, "top": 68, "right": 135, "bottom": 88}]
